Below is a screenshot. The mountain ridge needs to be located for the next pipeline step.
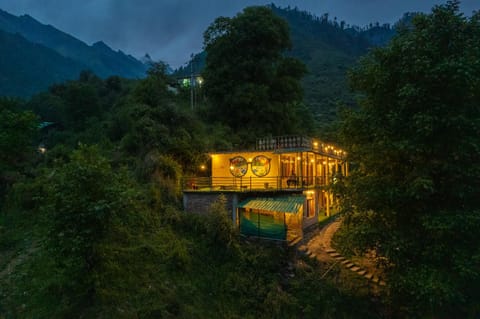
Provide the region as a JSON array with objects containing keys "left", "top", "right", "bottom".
[
  {"left": 0, "top": 28, "right": 86, "bottom": 96},
  {"left": 0, "top": 8, "right": 147, "bottom": 96}
]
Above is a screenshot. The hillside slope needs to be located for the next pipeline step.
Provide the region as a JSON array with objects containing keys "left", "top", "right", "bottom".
[
  {"left": 0, "top": 9, "right": 147, "bottom": 97},
  {"left": 0, "top": 9, "right": 146, "bottom": 78},
  {"left": 0, "top": 29, "right": 85, "bottom": 96},
  {"left": 271, "top": 5, "right": 394, "bottom": 128}
]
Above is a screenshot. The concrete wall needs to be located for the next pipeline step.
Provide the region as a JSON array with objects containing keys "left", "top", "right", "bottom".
[
  {"left": 183, "top": 191, "right": 240, "bottom": 223},
  {"left": 183, "top": 190, "right": 323, "bottom": 233}
]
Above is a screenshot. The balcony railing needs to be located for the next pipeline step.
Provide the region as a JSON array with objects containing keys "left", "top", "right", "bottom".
[
  {"left": 255, "top": 135, "right": 346, "bottom": 159},
  {"left": 183, "top": 175, "right": 332, "bottom": 192},
  {"left": 256, "top": 136, "right": 312, "bottom": 151}
]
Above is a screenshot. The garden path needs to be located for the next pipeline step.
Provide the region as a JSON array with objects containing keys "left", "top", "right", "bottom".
[{"left": 297, "top": 218, "right": 386, "bottom": 286}]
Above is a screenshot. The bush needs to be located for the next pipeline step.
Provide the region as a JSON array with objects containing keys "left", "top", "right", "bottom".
[{"left": 204, "top": 195, "right": 238, "bottom": 248}]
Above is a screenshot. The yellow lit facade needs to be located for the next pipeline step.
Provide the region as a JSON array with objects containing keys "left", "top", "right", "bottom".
[{"left": 183, "top": 136, "right": 348, "bottom": 242}]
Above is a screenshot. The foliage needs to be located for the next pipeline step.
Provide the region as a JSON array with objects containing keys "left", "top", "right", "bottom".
[
  {"left": 139, "top": 151, "right": 183, "bottom": 206},
  {"left": 202, "top": 6, "right": 310, "bottom": 144},
  {"left": 338, "top": 1, "right": 480, "bottom": 316},
  {"left": 332, "top": 211, "right": 385, "bottom": 258},
  {"left": 204, "top": 195, "right": 238, "bottom": 248},
  {"left": 43, "top": 72, "right": 104, "bottom": 131},
  {"left": 288, "top": 261, "right": 380, "bottom": 319},
  {"left": 0, "top": 99, "right": 38, "bottom": 171},
  {"left": 44, "top": 146, "right": 133, "bottom": 259},
  {"left": 38, "top": 146, "right": 149, "bottom": 310},
  {"left": 0, "top": 98, "right": 39, "bottom": 204},
  {"left": 1, "top": 145, "right": 195, "bottom": 318},
  {"left": 117, "top": 100, "right": 206, "bottom": 168},
  {"left": 132, "top": 61, "right": 172, "bottom": 107},
  {"left": 17, "top": 61, "right": 210, "bottom": 177},
  {"left": 2, "top": 178, "right": 382, "bottom": 318}
]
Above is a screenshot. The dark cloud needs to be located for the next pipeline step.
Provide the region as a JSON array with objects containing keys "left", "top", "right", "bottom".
[{"left": 0, "top": 0, "right": 477, "bottom": 68}]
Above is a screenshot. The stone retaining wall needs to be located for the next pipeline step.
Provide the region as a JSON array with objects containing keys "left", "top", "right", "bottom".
[{"left": 183, "top": 191, "right": 240, "bottom": 223}]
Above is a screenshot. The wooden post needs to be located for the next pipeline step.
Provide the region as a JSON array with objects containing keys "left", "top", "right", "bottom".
[{"left": 326, "top": 191, "right": 330, "bottom": 217}]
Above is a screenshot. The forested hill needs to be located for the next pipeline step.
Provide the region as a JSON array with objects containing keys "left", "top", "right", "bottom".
[
  {"left": 176, "top": 4, "right": 397, "bottom": 129},
  {"left": 258, "top": 5, "right": 396, "bottom": 127},
  {"left": 0, "top": 9, "right": 147, "bottom": 97}
]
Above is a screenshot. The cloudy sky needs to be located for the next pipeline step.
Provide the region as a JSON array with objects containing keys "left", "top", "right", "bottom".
[{"left": 0, "top": 0, "right": 477, "bottom": 68}]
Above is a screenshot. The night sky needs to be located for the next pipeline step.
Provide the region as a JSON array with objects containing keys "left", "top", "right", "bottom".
[{"left": 0, "top": 0, "right": 477, "bottom": 68}]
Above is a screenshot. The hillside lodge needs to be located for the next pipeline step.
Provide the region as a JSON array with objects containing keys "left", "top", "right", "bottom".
[{"left": 183, "top": 136, "right": 348, "bottom": 243}]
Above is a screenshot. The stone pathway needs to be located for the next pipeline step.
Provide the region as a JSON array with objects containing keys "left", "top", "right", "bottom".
[{"left": 297, "top": 218, "right": 386, "bottom": 287}]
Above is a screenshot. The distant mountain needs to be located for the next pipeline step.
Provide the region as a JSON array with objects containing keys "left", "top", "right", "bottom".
[
  {"left": 0, "top": 29, "right": 86, "bottom": 96},
  {"left": 0, "top": 8, "right": 147, "bottom": 97}
]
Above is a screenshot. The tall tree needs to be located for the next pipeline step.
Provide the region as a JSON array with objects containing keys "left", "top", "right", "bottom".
[
  {"left": 339, "top": 1, "right": 480, "bottom": 316},
  {"left": 202, "top": 6, "right": 308, "bottom": 144},
  {"left": 40, "top": 145, "right": 157, "bottom": 315},
  {"left": 132, "top": 61, "right": 171, "bottom": 107}
]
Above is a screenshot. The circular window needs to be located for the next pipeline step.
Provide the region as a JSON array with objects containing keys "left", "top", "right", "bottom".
[
  {"left": 251, "top": 155, "right": 271, "bottom": 177},
  {"left": 229, "top": 156, "right": 248, "bottom": 177}
]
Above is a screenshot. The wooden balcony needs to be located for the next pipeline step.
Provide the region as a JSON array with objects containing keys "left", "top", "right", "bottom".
[{"left": 182, "top": 175, "right": 332, "bottom": 192}]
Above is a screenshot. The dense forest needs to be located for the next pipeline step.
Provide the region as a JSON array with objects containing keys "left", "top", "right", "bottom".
[{"left": 1, "top": 1, "right": 479, "bottom": 318}]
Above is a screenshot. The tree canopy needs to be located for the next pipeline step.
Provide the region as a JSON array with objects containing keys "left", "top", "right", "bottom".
[
  {"left": 338, "top": 1, "right": 480, "bottom": 316},
  {"left": 202, "top": 6, "right": 310, "bottom": 144}
]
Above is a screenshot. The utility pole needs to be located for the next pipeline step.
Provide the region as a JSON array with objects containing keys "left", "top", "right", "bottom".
[{"left": 190, "top": 54, "right": 194, "bottom": 111}]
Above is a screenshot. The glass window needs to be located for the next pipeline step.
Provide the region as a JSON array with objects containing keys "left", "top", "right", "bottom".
[{"left": 281, "top": 155, "right": 295, "bottom": 177}]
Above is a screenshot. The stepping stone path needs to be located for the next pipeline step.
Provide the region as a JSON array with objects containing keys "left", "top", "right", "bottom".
[{"left": 297, "top": 217, "right": 387, "bottom": 287}]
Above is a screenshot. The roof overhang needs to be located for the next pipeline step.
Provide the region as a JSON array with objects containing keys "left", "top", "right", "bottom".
[{"left": 238, "top": 196, "right": 305, "bottom": 214}]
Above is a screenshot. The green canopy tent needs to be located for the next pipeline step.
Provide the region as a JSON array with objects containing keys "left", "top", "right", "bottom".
[{"left": 238, "top": 196, "right": 305, "bottom": 242}]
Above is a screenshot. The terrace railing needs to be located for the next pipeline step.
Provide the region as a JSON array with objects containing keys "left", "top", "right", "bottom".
[
  {"left": 256, "top": 136, "right": 312, "bottom": 151},
  {"left": 255, "top": 135, "right": 346, "bottom": 159},
  {"left": 182, "top": 175, "right": 332, "bottom": 192}
]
